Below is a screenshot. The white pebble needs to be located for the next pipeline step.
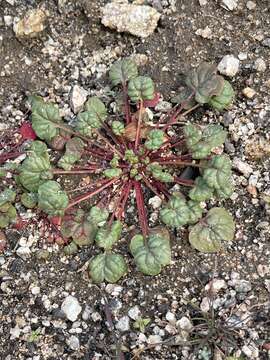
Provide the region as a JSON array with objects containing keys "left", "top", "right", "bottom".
[{"left": 218, "top": 55, "right": 240, "bottom": 77}]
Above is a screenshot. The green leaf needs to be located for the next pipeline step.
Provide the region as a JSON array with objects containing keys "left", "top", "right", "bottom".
[
  {"left": 208, "top": 80, "right": 234, "bottom": 111},
  {"left": 189, "top": 177, "right": 213, "bottom": 202},
  {"left": 124, "top": 149, "right": 138, "bottom": 165},
  {"left": 75, "top": 113, "right": 93, "bottom": 136},
  {"left": 61, "top": 209, "right": 97, "bottom": 247},
  {"left": 128, "top": 76, "right": 155, "bottom": 102},
  {"left": 38, "top": 180, "right": 69, "bottom": 216},
  {"left": 184, "top": 124, "right": 227, "bottom": 159},
  {"left": 147, "top": 163, "right": 173, "bottom": 183},
  {"left": 7, "top": 205, "right": 16, "bottom": 221},
  {"left": 89, "top": 252, "right": 127, "bottom": 283},
  {"left": 95, "top": 220, "right": 122, "bottom": 250},
  {"left": 0, "top": 168, "right": 7, "bottom": 178},
  {"left": 189, "top": 207, "right": 235, "bottom": 252},
  {"left": 64, "top": 242, "right": 78, "bottom": 255},
  {"left": 145, "top": 129, "right": 165, "bottom": 150},
  {"left": 0, "top": 215, "right": 9, "bottom": 228},
  {"left": 110, "top": 154, "right": 120, "bottom": 168},
  {"left": 87, "top": 206, "right": 109, "bottom": 226},
  {"left": 0, "top": 189, "right": 16, "bottom": 207},
  {"left": 185, "top": 63, "right": 224, "bottom": 104},
  {"left": 109, "top": 58, "right": 138, "bottom": 86},
  {"left": 130, "top": 227, "right": 171, "bottom": 276},
  {"left": 171, "top": 86, "right": 197, "bottom": 110},
  {"left": 133, "top": 317, "right": 151, "bottom": 332},
  {"left": 19, "top": 149, "right": 53, "bottom": 192},
  {"left": 160, "top": 192, "right": 202, "bottom": 228},
  {"left": 112, "top": 120, "right": 125, "bottom": 136},
  {"left": 85, "top": 97, "right": 107, "bottom": 119},
  {"left": 75, "top": 97, "right": 107, "bottom": 133},
  {"left": 21, "top": 192, "right": 38, "bottom": 209},
  {"left": 30, "top": 141, "right": 49, "bottom": 158},
  {"left": 30, "top": 97, "right": 62, "bottom": 141},
  {"left": 58, "top": 137, "right": 85, "bottom": 170},
  {"left": 203, "top": 155, "right": 233, "bottom": 198},
  {"left": 104, "top": 168, "right": 122, "bottom": 178}
]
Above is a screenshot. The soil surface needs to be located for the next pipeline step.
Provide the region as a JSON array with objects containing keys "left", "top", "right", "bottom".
[{"left": 0, "top": 1, "right": 269, "bottom": 359}]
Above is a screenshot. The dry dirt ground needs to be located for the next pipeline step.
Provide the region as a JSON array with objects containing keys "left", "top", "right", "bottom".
[{"left": 0, "top": 0, "right": 269, "bottom": 359}]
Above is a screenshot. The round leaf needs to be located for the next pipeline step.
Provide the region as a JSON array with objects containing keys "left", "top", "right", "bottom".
[
  {"left": 38, "top": 180, "right": 69, "bottom": 216},
  {"left": 145, "top": 129, "right": 165, "bottom": 151},
  {"left": 128, "top": 76, "right": 155, "bottom": 102},
  {"left": 208, "top": 80, "right": 234, "bottom": 111},
  {"left": 89, "top": 253, "right": 127, "bottom": 283},
  {"left": 189, "top": 207, "right": 235, "bottom": 253},
  {"left": 130, "top": 227, "right": 171, "bottom": 276},
  {"left": 109, "top": 58, "right": 138, "bottom": 86},
  {"left": 95, "top": 220, "right": 122, "bottom": 250}
]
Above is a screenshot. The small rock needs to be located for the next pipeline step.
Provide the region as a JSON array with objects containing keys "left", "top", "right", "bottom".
[
  {"left": 10, "top": 325, "right": 21, "bottom": 339},
  {"left": 230, "top": 279, "right": 252, "bottom": 293},
  {"left": 149, "top": 196, "right": 162, "bottom": 209},
  {"left": 82, "top": 305, "right": 92, "bottom": 321},
  {"left": 257, "top": 264, "right": 269, "bottom": 277},
  {"left": 221, "top": 0, "right": 238, "bottom": 11},
  {"left": 31, "top": 286, "right": 40, "bottom": 295},
  {"left": 200, "top": 297, "right": 210, "bottom": 312},
  {"left": 16, "top": 246, "right": 31, "bottom": 260},
  {"left": 205, "top": 279, "right": 227, "bottom": 293},
  {"left": 254, "top": 58, "right": 267, "bottom": 72},
  {"left": 233, "top": 158, "right": 253, "bottom": 177},
  {"left": 242, "top": 343, "right": 259, "bottom": 358},
  {"left": 195, "top": 26, "right": 212, "bottom": 39},
  {"left": 165, "top": 311, "right": 176, "bottom": 325},
  {"left": 238, "top": 52, "right": 248, "bottom": 60},
  {"left": 66, "top": 335, "right": 80, "bottom": 351},
  {"left": 115, "top": 316, "right": 130, "bottom": 332},
  {"left": 70, "top": 85, "right": 88, "bottom": 113},
  {"left": 242, "top": 87, "right": 256, "bottom": 99},
  {"left": 61, "top": 295, "right": 82, "bottom": 322},
  {"left": 91, "top": 312, "right": 102, "bottom": 322},
  {"left": 176, "top": 316, "right": 193, "bottom": 332},
  {"left": 262, "top": 38, "right": 270, "bottom": 48},
  {"left": 101, "top": 2, "right": 161, "bottom": 38},
  {"left": 4, "top": 15, "right": 13, "bottom": 26},
  {"left": 265, "top": 280, "right": 270, "bottom": 292},
  {"left": 128, "top": 306, "right": 140, "bottom": 320},
  {"left": 218, "top": 55, "right": 240, "bottom": 77},
  {"left": 13, "top": 8, "right": 47, "bottom": 38},
  {"left": 105, "top": 284, "right": 123, "bottom": 296},
  {"left": 246, "top": 1, "right": 256, "bottom": 10},
  {"left": 199, "top": 0, "right": 207, "bottom": 5},
  {"left": 132, "top": 53, "right": 149, "bottom": 66},
  {"left": 147, "top": 334, "right": 162, "bottom": 344}
]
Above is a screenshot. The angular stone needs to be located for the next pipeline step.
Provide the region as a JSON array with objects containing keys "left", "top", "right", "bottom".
[
  {"left": 13, "top": 9, "right": 47, "bottom": 38},
  {"left": 101, "top": 2, "right": 160, "bottom": 38}
]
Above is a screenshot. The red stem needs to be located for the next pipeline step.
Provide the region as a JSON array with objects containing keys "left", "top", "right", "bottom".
[
  {"left": 134, "top": 100, "right": 143, "bottom": 151},
  {"left": 123, "top": 83, "right": 131, "bottom": 124},
  {"left": 155, "top": 159, "right": 203, "bottom": 168},
  {"left": 174, "top": 177, "right": 195, "bottom": 187},
  {"left": 108, "top": 182, "right": 126, "bottom": 226},
  {"left": 140, "top": 173, "right": 163, "bottom": 199},
  {"left": 66, "top": 177, "right": 119, "bottom": 210},
  {"left": 0, "top": 151, "right": 23, "bottom": 164},
  {"left": 151, "top": 180, "right": 170, "bottom": 199},
  {"left": 118, "top": 180, "right": 132, "bottom": 219},
  {"left": 53, "top": 169, "right": 102, "bottom": 175},
  {"left": 134, "top": 181, "right": 149, "bottom": 239}
]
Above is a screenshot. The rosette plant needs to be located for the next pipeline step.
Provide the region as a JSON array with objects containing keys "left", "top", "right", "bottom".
[{"left": 0, "top": 60, "right": 235, "bottom": 283}]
